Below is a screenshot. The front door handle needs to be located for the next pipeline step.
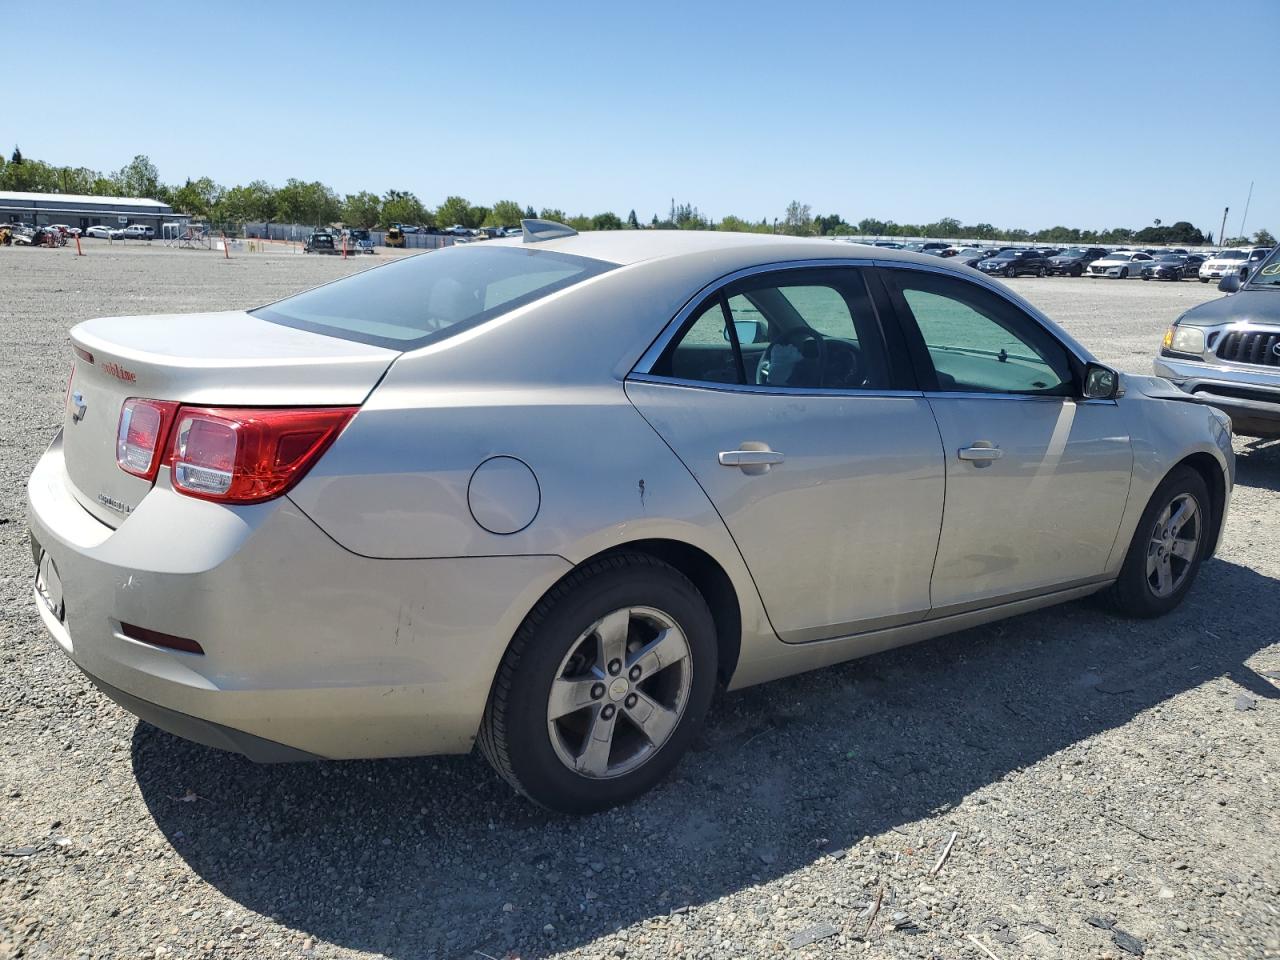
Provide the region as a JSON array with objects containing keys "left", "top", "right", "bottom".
[{"left": 957, "top": 442, "right": 1003, "bottom": 464}]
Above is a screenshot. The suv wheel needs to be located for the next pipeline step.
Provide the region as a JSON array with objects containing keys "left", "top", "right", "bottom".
[
  {"left": 1109, "top": 465, "right": 1210, "bottom": 618},
  {"left": 479, "top": 554, "right": 717, "bottom": 812}
]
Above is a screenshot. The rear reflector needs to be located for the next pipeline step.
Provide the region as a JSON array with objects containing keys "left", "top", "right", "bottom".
[
  {"left": 120, "top": 622, "right": 205, "bottom": 655},
  {"left": 168, "top": 406, "right": 357, "bottom": 504},
  {"left": 116, "top": 399, "right": 180, "bottom": 481}
]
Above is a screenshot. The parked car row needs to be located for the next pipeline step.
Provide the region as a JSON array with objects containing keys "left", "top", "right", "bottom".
[{"left": 874, "top": 240, "right": 1274, "bottom": 282}]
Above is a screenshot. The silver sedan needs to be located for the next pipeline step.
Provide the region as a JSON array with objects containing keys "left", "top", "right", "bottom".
[{"left": 28, "top": 224, "right": 1234, "bottom": 812}]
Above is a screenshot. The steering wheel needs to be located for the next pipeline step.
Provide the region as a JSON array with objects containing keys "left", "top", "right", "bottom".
[
  {"left": 757, "top": 327, "right": 825, "bottom": 387},
  {"left": 821, "top": 338, "right": 864, "bottom": 388}
]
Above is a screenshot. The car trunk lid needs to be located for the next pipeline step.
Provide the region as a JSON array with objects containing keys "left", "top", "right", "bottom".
[{"left": 63, "top": 310, "right": 399, "bottom": 526}]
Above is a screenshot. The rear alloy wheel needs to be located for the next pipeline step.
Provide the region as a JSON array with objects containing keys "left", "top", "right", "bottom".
[
  {"left": 1005, "top": 265, "right": 1016, "bottom": 278},
  {"left": 1109, "top": 466, "right": 1210, "bottom": 618},
  {"left": 479, "top": 554, "right": 717, "bottom": 812},
  {"left": 1120, "top": 267, "right": 1129, "bottom": 279},
  {"left": 1037, "top": 266, "right": 1047, "bottom": 277}
]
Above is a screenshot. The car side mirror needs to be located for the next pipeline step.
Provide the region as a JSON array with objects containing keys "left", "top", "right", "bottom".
[
  {"left": 1217, "top": 274, "right": 1241, "bottom": 293},
  {"left": 724, "top": 319, "right": 768, "bottom": 345},
  {"left": 1083, "top": 363, "right": 1121, "bottom": 400}
]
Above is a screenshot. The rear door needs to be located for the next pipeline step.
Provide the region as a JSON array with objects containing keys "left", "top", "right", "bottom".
[
  {"left": 878, "top": 265, "right": 1132, "bottom": 610},
  {"left": 627, "top": 265, "right": 945, "bottom": 643}
]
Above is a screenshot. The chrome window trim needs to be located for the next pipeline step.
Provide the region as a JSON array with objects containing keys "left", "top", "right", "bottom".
[
  {"left": 631, "top": 257, "right": 879, "bottom": 379},
  {"left": 627, "top": 372, "right": 925, "bottom": 400}
]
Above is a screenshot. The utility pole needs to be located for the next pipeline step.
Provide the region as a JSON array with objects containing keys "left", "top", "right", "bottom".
[
  {"left": 1218, "top": 206, "right": 1230, "bottom": 247},
  {"left": 1238, "top": 182, "right": 1254, "bottom": 242}
]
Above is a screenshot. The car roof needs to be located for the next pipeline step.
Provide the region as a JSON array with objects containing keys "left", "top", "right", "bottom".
[{"left": 487, "top": 229, "right": 985, "bottom": 270}]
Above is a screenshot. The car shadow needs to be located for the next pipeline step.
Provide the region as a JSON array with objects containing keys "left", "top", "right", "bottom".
[
  {"left": 131, "top": 557, "right": 1279, "bottom": 959},
  {"left": 1236, "top": 438, "right": 1280, "bottom": 492}
]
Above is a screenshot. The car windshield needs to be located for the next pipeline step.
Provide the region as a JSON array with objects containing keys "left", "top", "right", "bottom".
[
  {"left": 1058, "top": 249, "right": 1084, "bottom": 257},
  {"left": 992, "top": 251, "right": 1016, "bottom": 259},
  {"left": 1246, "top": 248, "right": 1280, "bottom": 288},
  {"left": 1158, "top": 255, "right": 1183, "bottom": 261},
  {"left": 253, "top": 246, "right": 614, "bottom": 349},
  {"left": 1217, "top": 250, "right": 1248, "bottom": 260}
]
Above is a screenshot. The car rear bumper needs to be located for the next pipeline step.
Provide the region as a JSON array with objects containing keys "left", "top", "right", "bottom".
[
  {"left": 26, "top": 433, "right": 570, "bottom": 761},
  {"left": 1152, "top": 356, "right": 1280, "bottom": 437}
]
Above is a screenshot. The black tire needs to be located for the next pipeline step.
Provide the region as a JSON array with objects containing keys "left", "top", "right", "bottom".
[
  {"left": 1108, "top": 465, "right": 1211, "bottom": 618},
  {"left": 1120, "top": 267, "right": 1129, "bottom": 279},
  {"left": 1141, "top": 274, "right": 1150, "bottom": 281},
  {"left": 479, "top": 553, "right": 718, "bottom": 813},
  {"left": 1005, "top": 265, "right": 1016, "bottom": 278},
  {"left": 1037, "top": 266, "right": 1047, "bottom": 277},
  {"left": 1200, "top": 277, "right": 1209, "bottom": 283}
]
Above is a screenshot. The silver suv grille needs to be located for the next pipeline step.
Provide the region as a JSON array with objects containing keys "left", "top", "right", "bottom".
[{"left": 1216, "top": 329, "right": 1280, "bottom": 368}]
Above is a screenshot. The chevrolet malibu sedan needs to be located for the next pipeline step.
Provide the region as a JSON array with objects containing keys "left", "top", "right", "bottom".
[{"left": 29, "top": 225, "right": 1234, "bottom": 812}]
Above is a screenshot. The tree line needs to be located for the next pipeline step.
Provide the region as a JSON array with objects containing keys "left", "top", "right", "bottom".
[{"left": 1, "top": 147, "right": 1271, "bottom": 247}]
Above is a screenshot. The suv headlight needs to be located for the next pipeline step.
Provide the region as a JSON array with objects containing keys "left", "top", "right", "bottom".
[{"left": 1163, "top": 325, "right": 1205, "bottom": 354}]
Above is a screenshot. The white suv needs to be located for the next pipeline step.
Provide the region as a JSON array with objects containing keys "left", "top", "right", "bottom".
[
  {"left": 120, "top": 224, "right": 154, "bottom": 240},
  {"left": 1199, "top": 247, "right": 1270, "bottom": 283}
]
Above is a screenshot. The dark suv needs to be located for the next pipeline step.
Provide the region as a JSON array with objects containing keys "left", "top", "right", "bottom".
[
  {"left": 976, "top": 249, "right": 1049, "bottom": 278},
  {"left": 1046, "top": 247, "right": 1108, "bottom": 277}
]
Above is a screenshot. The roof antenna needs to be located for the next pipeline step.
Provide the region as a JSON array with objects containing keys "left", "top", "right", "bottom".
[{"left": 521, "top": 218, "right": 577, "bottom": 243}]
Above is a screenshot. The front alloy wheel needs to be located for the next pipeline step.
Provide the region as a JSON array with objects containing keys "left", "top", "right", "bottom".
[
  {"left": 1145, "top": 493, "right": 1202, "bottom": 598},
  {"left": 1110, "top": 465, "right": 1210, "bottom": 617}
]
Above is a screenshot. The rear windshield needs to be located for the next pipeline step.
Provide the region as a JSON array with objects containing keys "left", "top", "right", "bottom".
[{"left": 253, "top": 245, "right": 614, "bottom": 349}]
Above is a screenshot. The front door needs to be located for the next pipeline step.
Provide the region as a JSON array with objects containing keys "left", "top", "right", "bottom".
[
  {"left": 628, "top": 266, "right": 945, "bottom": 642},
  {"left": 879, "top": 266, "right": 1133, "bottom": 610}
]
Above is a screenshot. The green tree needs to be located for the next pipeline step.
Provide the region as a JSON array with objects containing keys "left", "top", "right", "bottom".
[
  {"left": 10, "top": 145, "right": 22, "bottom": 164},
  {"left": 342, "top": 191, "right": 382, "bottom": 228},
  {"left": 524, "top": 205, "right": 537, "bottom": 219},
  {"left": 437, "top": 195, "right": 475, "bottom": 228},
  {"left": 626, "top": 209, "right": 639, "bottom": 229},
  {"left": 380, "top": 190, "right": 430, "bottom": 228},
  {"left": 566, "top": 214, "right": 594, "bottom": 231},
  {"left": 112, "top": 155, "right": 160, "bottom": 198},
  {"left": 591, "top": 211, "right": 623, "bottom": 230},
  {"left": 719, "top": 214, "right": 768, "bottom": 233},
  {"left": 782, "top": 201, "right": 813, "bottom": 236},
  {"left": 1252, "top": 228, "right": 1275, "bottom": 246},
  {"left": 170, "top": 177, "right": 224, "bottom": 217},
  {"left": 539, "top": 207, "right": 567, "bottom": 223},
  {"left": 274, "top": 179, "right": 340, "bottom": 225},
  {"left": 485, "top": 200, "right": 525, "bottom": 228}
]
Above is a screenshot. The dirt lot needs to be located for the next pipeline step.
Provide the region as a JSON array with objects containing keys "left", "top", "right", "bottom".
[{"left": 1, "top": 244, "right": 1277, "bottom": 960}]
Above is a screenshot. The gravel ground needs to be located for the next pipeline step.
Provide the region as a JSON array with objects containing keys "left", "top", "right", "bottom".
[{"left": 2, "top": 244, "right": 1277, "bottom": 960}]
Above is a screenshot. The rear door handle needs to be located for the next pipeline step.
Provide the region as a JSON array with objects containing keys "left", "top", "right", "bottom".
[
  {"left": 958, "top": 443, "right": 1003, "bottom": 463},
  {"left": 719, "top": 449, "right": 785, "bottom": 467}
]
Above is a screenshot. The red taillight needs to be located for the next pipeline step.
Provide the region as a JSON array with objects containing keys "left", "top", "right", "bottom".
[
  {"left": 116, "top": 398, "right": 180, "bottom": 480},
  {"left": 168, "top": 406, "right": 356, "bottom": 503}
]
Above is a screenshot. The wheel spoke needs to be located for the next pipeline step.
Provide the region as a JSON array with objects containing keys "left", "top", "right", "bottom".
[
  {"left": 547, "top": 677, "right": 599, "bottom": 721},
  {"left": 1146, "top": 545, "right": 1167, "bottom": 576},
  {"left": 1170, "top": 539, "right": 1196, "bottom": 561},
  {"left": 628, "top": 627, "right": 689, "bottom": 680},
  {"left": 594, "top": 608, "right": 631, "bottom": 668},
  {"left": 625, "top": 689, "right": 679, "bottom": 747},
  {"left": 1168, "top": 497, "right": 1197, "bottom": 536},
  {"left": 575, "top": 705, "right": 617, "bottom": 776},
  {"left": 1155, "top": 556, "right": 1173, "bottom": 595}
]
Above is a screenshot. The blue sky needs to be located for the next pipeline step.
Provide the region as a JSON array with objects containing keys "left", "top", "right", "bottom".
[{"left": 6, "top": 1, "right": 1278, "bottom": 236}]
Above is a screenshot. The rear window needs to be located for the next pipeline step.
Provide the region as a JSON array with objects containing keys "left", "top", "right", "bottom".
[{"left": 253, "top": 245, "right": 614, "bottom": 349}]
